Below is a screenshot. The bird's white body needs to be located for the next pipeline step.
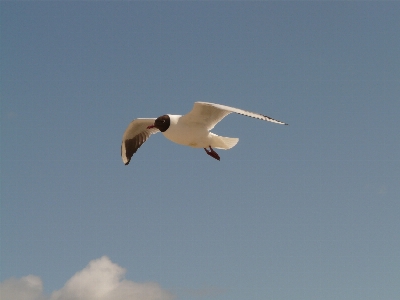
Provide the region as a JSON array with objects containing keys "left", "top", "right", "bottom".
[{"left": 162, "top": 115, "right": 238, "bottom": 149}]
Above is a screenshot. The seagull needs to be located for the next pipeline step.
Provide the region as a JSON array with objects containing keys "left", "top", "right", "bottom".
[{"left": 121, "top": 101, "right": 287, "bottom": 165}]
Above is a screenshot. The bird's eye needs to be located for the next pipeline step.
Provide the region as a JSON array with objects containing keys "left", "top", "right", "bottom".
[{"left": 162, "top": 120, "right": 165, "bottom": 123}]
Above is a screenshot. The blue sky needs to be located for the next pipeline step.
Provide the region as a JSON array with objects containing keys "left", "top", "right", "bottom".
[{"left": 1, "top": 1, "right": 399, "bottom": 300}]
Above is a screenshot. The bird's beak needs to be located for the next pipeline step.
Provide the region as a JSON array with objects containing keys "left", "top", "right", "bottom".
[{"left": 147, "top": 124, "right": 155, "bottom": 129}]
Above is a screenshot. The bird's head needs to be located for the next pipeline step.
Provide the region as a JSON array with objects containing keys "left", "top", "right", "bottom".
[{"left": 147, "top": 114, "right": 170, "bottom": 132}]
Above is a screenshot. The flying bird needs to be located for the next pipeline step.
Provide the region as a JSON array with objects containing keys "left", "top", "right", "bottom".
[{"left": 121, "top": 101, "right": 287, "bottom": 165}]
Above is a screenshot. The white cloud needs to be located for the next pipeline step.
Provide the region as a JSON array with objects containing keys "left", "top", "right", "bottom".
[
  {"left": 0, "top": 275, "right": 45, "bottom": 300},
  {"left": 0, "top": 256, "right": 174, "bottom": 300}
]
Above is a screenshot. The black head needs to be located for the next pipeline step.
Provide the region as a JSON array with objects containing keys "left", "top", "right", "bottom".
[{"left": 154, "top": 115, "right": 170, "bottom": 132}]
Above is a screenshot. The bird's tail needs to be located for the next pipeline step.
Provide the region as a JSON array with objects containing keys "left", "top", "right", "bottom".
[{"left": 210, "top": 133, "right": 239, "bottom": 150}]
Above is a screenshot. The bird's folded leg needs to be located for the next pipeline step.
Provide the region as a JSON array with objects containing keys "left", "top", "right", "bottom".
[{"left": 204, "top": 146, "right": 220, "bottom": 161}]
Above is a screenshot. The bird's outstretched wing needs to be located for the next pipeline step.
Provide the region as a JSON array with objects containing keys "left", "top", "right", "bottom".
[
  {"left": 121, "top": 118, "right": 159, "bottom": 165},
  {"left": 180, "top": 102, "right": 288, "bottom": 130}
]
